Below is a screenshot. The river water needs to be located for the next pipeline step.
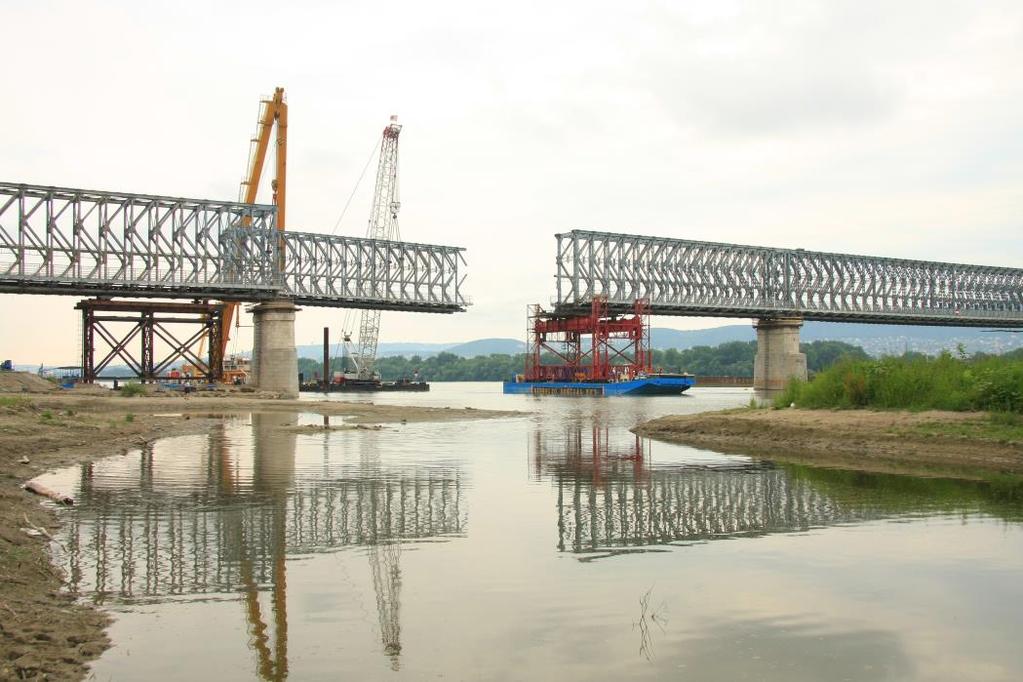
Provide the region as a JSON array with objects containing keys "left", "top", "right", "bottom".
[{"left": 32, "top": 384, "right": 1023, "bottom": 681}]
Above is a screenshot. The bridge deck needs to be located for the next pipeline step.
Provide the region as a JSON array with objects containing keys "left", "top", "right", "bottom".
[
  {"left": 0, "top": 183, "right": 467, "bottom": 312},
  {"left": 555, "top": 229, "right": 1023, "bottom": 326}
]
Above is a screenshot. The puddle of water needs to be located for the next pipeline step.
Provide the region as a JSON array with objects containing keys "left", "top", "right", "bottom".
[{"left": 32, "top": 384, "right": 1023, "bottom": 681}]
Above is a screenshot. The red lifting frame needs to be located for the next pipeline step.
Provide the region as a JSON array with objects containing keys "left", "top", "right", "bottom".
[{"left": 525, "top": 297, "right": 652, "bottom": 382}]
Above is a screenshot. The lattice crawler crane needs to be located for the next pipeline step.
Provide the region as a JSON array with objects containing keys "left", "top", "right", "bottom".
[{"left": 344, "top": 116, "right": 403, "bottom": 381}]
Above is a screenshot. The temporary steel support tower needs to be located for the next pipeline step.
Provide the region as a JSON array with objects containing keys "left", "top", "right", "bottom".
[
  {"left": 352, "top": 116, "right": 403, "bottom": 380},
  {"left": 525, "top": 297, "right": 651, "bottom": 382},
  {"left": 77, "top": 299, "right": 224, "bottom": 383}
]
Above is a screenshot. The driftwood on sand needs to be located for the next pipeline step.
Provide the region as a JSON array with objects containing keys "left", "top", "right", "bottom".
[{"left": 22, "top": 480, "right": 74, "bottom": 506}]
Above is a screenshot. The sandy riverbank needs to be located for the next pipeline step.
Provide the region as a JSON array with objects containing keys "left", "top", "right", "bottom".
[
  {"left": 0, "top": 378, "right": 520, "bottom": 680},
  {"left": 633, "top": 408, "right": 1023, "bottom": 479}
]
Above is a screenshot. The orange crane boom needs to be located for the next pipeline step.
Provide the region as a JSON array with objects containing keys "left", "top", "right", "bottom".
[{"left": 222, "top": 87, "right": 288, "bottom": 358}]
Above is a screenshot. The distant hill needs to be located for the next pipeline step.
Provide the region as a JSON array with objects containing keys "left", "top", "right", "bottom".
[
  {"left": 444, "top": 338, "right": 525, "bottom": 357},
  {"left": 648, "top": 322, "right": 1023, "bottom": 356},
  {"left": 294, "top": 341, "right": 452, "bottom": 360},
  {"left": 649, "top": 325, "right": 753, "bottom": 350},
  {"left": 295, "top": 338, "right": 525, "bottom": 360},
  {"left": 801, "top": 322, "right": 1023, "bottom": 356}
]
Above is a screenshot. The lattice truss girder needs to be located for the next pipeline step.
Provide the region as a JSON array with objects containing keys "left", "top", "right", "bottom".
[
  {"left": 0, "top": 183, "right": 468, "bottom": 312},
  {"left": 0, "top": 183, "right": 277, "bottom": 296},
  {"left": 280, "top": 234, "right": 467, "bottom": 310},
  {"left": 555, "top": 230, "right": 1023, "bottom": 326}
]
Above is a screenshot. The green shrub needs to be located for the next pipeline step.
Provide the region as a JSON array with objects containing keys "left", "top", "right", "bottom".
[
  {"left": 779, "top": 352, "right": 1023, "bottom": 413},
  {"left": 120, "top": 382, "right": 147, "bottom": 397},
  {"left": 773, "top": 378, "right": 804, "bottom": 408},
  {"left": 125, "top": 413, "right": 135, "bottom": 423}
]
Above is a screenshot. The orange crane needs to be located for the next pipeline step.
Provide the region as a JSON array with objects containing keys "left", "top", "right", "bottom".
[{"left": 221, "top": 87, "right": 289, "bottom": 363}]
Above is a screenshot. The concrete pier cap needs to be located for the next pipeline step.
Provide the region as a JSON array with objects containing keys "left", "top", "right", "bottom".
[
  {"left": 753, "top": 317, "right": 808, "bottom": 393},
  {"left": 247, "top": 299, "right": 300, "bottom": 398}
]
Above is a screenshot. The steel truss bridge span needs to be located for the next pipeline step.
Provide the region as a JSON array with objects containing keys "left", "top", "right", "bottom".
[
  {"left": 0, "top": 183, "right": 467, "bottom": 312},
  {"left": 555, "top": 229, "right": 1023, "bottom": 326}
]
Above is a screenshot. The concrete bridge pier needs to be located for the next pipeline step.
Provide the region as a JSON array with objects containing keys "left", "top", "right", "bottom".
[
  {"left": 249, "top": 300, "right": 300, "bottom": 398},
  {"left": 753, "top": 317, "right": 807, "bottom": 392}
]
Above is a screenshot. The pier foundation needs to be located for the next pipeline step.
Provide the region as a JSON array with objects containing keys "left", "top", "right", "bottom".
[
  {"left": 249, "top": 300, "right": 299, "bottom": 398},
  {"left": 753, "top": 317, "right": 807, "bottom": 392}
]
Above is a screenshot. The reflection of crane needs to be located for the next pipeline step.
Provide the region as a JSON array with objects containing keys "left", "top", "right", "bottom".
[
  {"left": 347, "top": 117, "right": 402, "bottom": 380},
  {"left": 217, "top": 417, "right": 292, "bottom": 681},
  {"left": 369, "top": 540, "right": 402, "bottom": 669},
  {"left": 221, "top": 88, "right": 289, "bottom": 364},
  {"left": 359, "top": 433, "right": 404, "bottom": 669}
]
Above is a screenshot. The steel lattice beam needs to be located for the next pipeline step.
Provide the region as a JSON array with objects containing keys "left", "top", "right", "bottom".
[
  {"left": 554, "top": 229, "right": 1023, "bottom": 327},
  {"left": 279, "top": 231, "right": 467, "bottom": 311},
  {"left": 0, "top": 183, "right": 468, "bottom": 312}
]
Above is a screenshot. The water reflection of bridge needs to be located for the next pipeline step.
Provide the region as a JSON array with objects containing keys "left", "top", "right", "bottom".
[
  {"left": 532, "top": 424, "right": 889, "bottom": 557},
  {"left": 54, "top": 413, "right": 464, "bottom": 678},
  {"left": 64, "top": 439, "right": 464, "bottom": 598},
  {"left": 65, "top": 471, "right": 464, "bottom": 598}
]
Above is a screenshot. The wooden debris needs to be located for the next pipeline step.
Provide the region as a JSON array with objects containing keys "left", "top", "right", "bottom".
[{"left": 22, "top": 481, "right": 74, "bottom": 506}]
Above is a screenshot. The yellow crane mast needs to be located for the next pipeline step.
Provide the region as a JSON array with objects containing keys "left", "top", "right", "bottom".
[{"left": 221, "top": 87, "right": 288, "bottom": 362}]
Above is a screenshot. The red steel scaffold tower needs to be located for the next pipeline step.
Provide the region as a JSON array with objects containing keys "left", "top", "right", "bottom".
[{"left": 524, "top": 296, "right": 652, "bottom": 383}]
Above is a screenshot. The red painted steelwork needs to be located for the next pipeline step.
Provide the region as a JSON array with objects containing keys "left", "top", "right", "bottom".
[{"left": 524, "top": 297, "right": 652, "bottom": 383}]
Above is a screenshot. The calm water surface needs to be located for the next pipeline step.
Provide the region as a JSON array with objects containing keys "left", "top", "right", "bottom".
[{"left": 33, "top": 384, "right": 1023, "bottom": 681}]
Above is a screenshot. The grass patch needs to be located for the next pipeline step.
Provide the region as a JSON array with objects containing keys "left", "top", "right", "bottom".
[
  {"left": 40, "top": 410, "right": 54, "bottom": 421},
  {"left": 0, "top": 396, "right": 30, "bottom": 409},
  {"left": 911, "top": 413, "right": 1023, "bottom": 444},
  {"left": 775, "top": 352, "right": 1023, "bottom": 413},
  {"left": 120, "top": 382, "right": 147, "bottom": 397},
  {"left": 125, "top": 413, "right": 134, "bottom": 423}
]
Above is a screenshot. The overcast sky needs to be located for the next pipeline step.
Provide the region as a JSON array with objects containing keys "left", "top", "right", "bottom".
[{"left": 2, "top": 1, "right": 1021, "bottom": 363}]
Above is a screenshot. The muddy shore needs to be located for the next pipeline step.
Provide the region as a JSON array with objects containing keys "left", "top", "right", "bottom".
[
  {"left": 634, "top": 408, "right": 1023, "bottom": 479},
  {"left": 0, "top": 382, "right": 519, "bottom": 680}
]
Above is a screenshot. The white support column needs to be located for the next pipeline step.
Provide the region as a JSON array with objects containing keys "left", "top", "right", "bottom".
[
  {"left": 753, "top": 317, "right": 807, "bottom": 392},
  {"left": 249, "top": 300, "right": 300, "bottom": 398}
]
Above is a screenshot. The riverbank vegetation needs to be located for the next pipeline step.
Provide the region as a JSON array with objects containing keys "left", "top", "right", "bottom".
[{"left": 775, "top": 349, "right": 1023, "bottom": 414}]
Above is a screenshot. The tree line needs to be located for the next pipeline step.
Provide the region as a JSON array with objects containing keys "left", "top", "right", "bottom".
[{"left": 297, "top": 340, "right": 871, "bottom": 382}]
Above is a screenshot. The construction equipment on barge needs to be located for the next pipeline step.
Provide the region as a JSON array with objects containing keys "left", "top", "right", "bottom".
[
  {"left": 503, "top": 297, "right": 694, "bottom": 396},
  {"left": 302, "top": 115, "right": 428, "bottom": 394}
]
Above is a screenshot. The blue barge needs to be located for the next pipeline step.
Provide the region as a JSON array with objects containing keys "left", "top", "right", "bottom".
[{"left": 503, "top": 373, "right": 695, "bottom": 397}]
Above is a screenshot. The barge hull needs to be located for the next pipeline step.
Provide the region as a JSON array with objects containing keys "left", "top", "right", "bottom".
[
  {"left": 301, "top": 381, "right": 429, "bottom": 393},
  {"left": 502, "top": 376, "right": 694, "bottom": 396}
]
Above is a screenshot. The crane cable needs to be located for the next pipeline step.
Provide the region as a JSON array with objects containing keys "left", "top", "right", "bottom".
[
  {"left": 328, "top": 137, "right": 382, "bottom": 371},
  {"left": 330, "top": 138, "right": 379, "bottom": 236}
]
